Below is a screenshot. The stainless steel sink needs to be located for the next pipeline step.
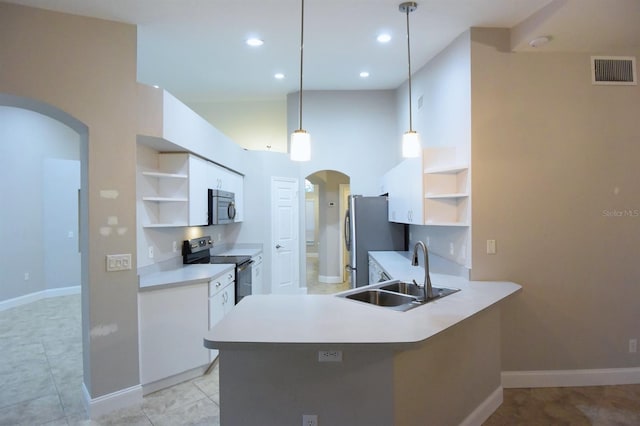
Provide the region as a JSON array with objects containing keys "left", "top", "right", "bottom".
[
  {"left": 379, "top": 281, "right": 460, "bottom": 301},
  {"left": 337, "top": 279, "right": 460, "bottom": 311},
  {"left": 345, "top": 289, "right": 417, "bottom": 307},
  {"left": 378, "top": 281, "right": 423, "bottom": 297}
]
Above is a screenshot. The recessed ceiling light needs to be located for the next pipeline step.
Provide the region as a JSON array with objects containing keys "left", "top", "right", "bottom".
[
  {"left": 377, "top": 33, "right": 392, "bottom": 43},
  {"left": 359, "top": 71, "right": 370, "bottom": 78},
  {"left": 246, "top": 38, "right": 264, "bottom": 47},
  {"left": 274, "top": 73, "right": 285, "bottom": 79},
  {"left": 152, "top": 85, "right": 160, "bottom": 89}
]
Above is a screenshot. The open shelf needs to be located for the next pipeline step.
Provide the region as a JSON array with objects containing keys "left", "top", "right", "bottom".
[
  {"left": 142, "top": 223, "right": 189, "bottom": 228},
  {"left": 423, "top": 221, "right": 470, "bottom": 227},
  {"left": 142, "top": 196, "right": 188, "bottom": 202},
  {"left": 424, "top": 164, "right": 469, "bottom": 174},
  {"left": 425, "top": 192, "right": 469, "bottom": 199},
  {"left": 141, "top": 171, "right": 188, "bottom": 179}
]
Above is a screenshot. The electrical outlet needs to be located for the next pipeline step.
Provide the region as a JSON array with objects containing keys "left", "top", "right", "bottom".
[
  {"left": 449, "top": 242, "right": 454, "bottom": 256},
  {"left": 318, "top": 350, "right": 342, "bottom": 362},
  {"left": 24, "top": 272, "right": 30, "bottom": 281},
  {"left": 630, "top": 338, "right": 637, "bottom": 353},
  {"left": 302, "top": 414, "right": 318, "bottom": 426},
  {"left": 106, "top": 254, "right": 132, "bottom": 272},
  {"left": 426, "top": 236, "right": 430, "bottom": 247},
  {"left": 148, "top": 246, "right": 154, "bottom": 259},
  {"left": 172, "top": 241, "right": 178, "bottom": 253},
  {"left": 487, "top": 239, "right": 497, "bottom": 255}
]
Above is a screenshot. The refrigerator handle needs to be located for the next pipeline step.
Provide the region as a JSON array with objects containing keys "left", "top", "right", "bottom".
[{"left": 344, "top": 209, "right": 351, "bottom": 251}]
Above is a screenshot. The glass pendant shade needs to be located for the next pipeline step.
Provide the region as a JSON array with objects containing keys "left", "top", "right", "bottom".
[
  {"left": 402, "top": 130, "right": 421, "bottom": 158},
  {"left": 290, "top": 129, "right": 311, "bottom": 161}
]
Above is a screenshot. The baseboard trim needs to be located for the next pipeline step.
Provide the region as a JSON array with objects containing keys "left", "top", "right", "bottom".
[
  {"left": 82, "top": 382, "right": 143, "bottom": 419},
  {"left": 142, "top": 365, "right": 207, "bottom": 396},
  {"left": 460, "top": 386, "right": 503, "bottom": 426},
  {"left": 0, "top": 285, "right": 80, "bottom": 312},
  {"left": 318, "top": 275, "right": 343, "bottom": 284},
  {"left": 502, "top": 367, "right": 640, "bottom": 388}
]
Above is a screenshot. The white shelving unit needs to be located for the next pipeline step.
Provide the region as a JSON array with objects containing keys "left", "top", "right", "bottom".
[
  {"left": 422, "top": 149, "right": 470, "bottom": 227},
  {"left": 139, "top": 153, "right": 190, "bottom": 228}
]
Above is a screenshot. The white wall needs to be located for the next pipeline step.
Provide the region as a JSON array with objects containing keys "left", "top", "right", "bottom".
[
  {"left": 397, "top": 31, "right": 472, "bottom": 266},
  {"left": 288, "top": 90, "right": 399, "bottom": 196},
  {"left": 43, "top": 159, "right": 81, "bottom": 290},
  {"left": 0, "top": 106, "right": 80, "bottom": 302}
]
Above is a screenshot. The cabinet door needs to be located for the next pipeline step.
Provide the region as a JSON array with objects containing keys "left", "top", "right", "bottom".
[
  {"left": 208, "top": 281, "right": 235, "bottom": 361},
  {"left": 228, "top": 171, "right": 244, "bottom": 222},
  {"left": 251, "top": 255, "right": 263, "bottom": 294},
  {"left": 188, "top": 154, "right": 210, "bottom": 226},
  {"left": 386, "top": 157, "right": 423, "bottom": 224},
  {"left": 139, "top": 283, "right": 209, "bottom": 385},
  {"left": 224, "top": 283, "right": 235, "bottom": 315},
  {"left": 209, "top": 162, "right": 244, "bottom": 222}
]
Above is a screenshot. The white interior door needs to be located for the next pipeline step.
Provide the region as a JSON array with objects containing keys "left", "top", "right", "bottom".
[{"left": 271, "top": 177, "right": 300, "bottom": 294}]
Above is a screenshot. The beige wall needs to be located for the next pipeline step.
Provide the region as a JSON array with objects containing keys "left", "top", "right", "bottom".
[
  {"left": 0, "top": 3, "right": 139, "bottom": 398},
  {"left": 470, "top": 28, "right": 640, "bottom": 370},
  {"left": 188, "top": 98, "right": 287, "bottom": 152}
]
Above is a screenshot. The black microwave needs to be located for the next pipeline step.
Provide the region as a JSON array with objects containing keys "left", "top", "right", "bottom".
[{"left": 208, "top": 189, "right": 236, "bottom": 225}]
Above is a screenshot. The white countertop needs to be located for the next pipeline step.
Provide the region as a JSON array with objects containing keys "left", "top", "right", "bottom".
[
  {"left": 212, "top": 248, "right": 262, "bottom": 257},
  {"left": 204, "top": 252, "right": 521, "bottom": 348},
  {"left": 139, "top": 263, "right": 234, "bottom": 291}
]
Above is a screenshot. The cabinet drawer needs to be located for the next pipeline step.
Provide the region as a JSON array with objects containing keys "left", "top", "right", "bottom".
[{"left": 209, "top": 270, "right": 235, "bottom": 296}]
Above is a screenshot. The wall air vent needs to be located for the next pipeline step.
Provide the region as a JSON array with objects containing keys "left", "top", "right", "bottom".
[{"left": 591, "top": 56, "right": 636, "bottom": 85}]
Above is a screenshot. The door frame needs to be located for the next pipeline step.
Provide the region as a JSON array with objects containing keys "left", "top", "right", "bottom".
[{"left": 270, "top": 176, "right": 303, "bottom": 294}]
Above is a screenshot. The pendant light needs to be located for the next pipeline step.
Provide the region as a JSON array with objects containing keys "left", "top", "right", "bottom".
[
  {"left": 290, "top": 0, "right": 311, "bottom": 161},
  {"left": 399, "top": 2, "right": 421, "bottom": 158}
]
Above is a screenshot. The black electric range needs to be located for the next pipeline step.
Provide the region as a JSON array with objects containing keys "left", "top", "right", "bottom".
[{"left": 183, "top": 236, "right": 253, "bottom": 303}]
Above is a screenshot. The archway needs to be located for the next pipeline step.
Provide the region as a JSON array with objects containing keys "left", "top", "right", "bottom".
[
  {"left": 0, "top": 94, "right": 89, "bottom": 415},
  {"left": 304, "top": 170, "right": 350, "bottom": 294}
]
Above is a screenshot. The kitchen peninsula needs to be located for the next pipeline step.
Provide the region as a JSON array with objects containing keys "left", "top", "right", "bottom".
[{"left": 205, "top": 251, "right": 521, "bottom": 426}]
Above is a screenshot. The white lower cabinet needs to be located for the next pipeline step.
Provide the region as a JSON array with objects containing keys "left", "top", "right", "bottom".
[
  {"left": 138, "top": 283, "right": 209, "bottom": 386},
  {"left": 208, "top": 270, "right": 235, "bottom": 361},
  {"left": 251, "top": 252, "right": 263, "bottom": 294}
]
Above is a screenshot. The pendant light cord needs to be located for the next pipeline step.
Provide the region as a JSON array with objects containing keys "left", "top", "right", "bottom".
[
  {"left": 405, "top": 6, "right": 413, "bottom": 132},
  {"left": 298, "top": 0, "right": 305, "bottom": 131}
]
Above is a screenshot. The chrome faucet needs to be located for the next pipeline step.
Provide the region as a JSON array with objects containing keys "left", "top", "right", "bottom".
[{"left": 411, "top": 241, "right": 434, "bottom": 301}]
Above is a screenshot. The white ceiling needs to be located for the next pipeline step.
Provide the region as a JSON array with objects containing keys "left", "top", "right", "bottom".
[{"left": 5, "top": 0, "right": 639, "bottom": 102}]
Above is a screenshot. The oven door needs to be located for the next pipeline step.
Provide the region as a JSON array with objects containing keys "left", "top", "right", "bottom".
[{"left": 235, "top": 259, "right": 253, "bottom": 303}]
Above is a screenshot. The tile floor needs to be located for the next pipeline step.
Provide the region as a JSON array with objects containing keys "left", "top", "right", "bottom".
[
  {"left": 1, "top": 290, "right": 639, "bottom": 425},
  {"left": 305, "top": 255, "right": 350, "bottom": 294}
]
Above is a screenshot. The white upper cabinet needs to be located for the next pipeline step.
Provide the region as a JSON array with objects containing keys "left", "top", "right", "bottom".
[
  {"left": 385, "top": 156, "right": 424, "bottom": 225},
  {"left": 139, "top": 152, "right": 245, "bottom": 227},
  {"left": 384, "top": 147, "right": 470, "bottom": 227},
  {"left": 139, "top": 152, "right": 189, "bottom": 228},
  {"left": 209, "top": 162, "right": 244, "bottom": 223},
  {"left": 422, "top": 147, "right": 470, "bottom": 226}
]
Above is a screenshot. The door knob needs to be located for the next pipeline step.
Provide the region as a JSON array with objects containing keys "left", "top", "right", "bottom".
[{"left": 275, "top": 244, "right": 282, "bottom": 249}]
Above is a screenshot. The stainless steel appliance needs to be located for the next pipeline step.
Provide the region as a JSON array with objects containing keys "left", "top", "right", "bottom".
[
  {"left": 208, "top": 189, "right": 236, "bottom": 225},
  {"left": 344, "top": 195, "right": 407, "bottom": 288},
  {"left": 182, "top": 236, "right": 253, "bottom": 304},
  {"left": 209, "top": 254, "right": 252, "bottom": 303}
]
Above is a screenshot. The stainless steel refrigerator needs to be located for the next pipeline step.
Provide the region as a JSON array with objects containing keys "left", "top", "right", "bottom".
[{"left": 344, "top": 195, "right": 407, "bottom": 288}]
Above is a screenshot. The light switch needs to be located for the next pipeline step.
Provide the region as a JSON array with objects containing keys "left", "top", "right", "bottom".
[{"left": 487, "top": 240, "right": 497, "bottom": 255}]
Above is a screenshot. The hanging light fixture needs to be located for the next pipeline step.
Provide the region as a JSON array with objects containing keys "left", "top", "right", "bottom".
[
  {"left": 399, "top": 2, "right": 421, "bottom": 158},
  {"left": 290, "top": 0, "right": 311, "bottom": 161}
]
